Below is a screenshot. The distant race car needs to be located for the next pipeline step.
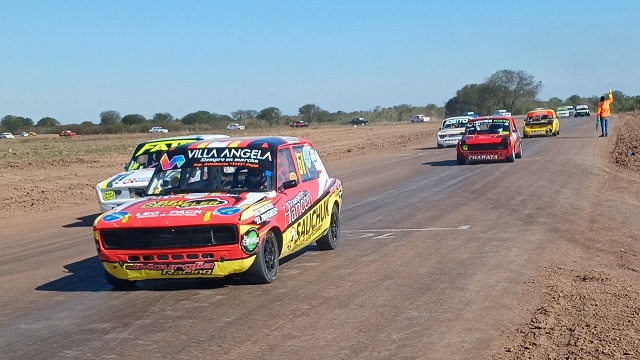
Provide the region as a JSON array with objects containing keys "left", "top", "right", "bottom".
[
  {"left": 574, "top": 105, "right": 591, "bottom": 117},
  {"left": 462, "top": 112, "right": 479, "bottom": 118},
  {"left": 227, "top": 123, "right": 246, "bottom": 130},
  {"left": 410, "top": 114, "right": 430, "bottom": 123},
  {"left": 556, "top": 106, "right": 570, "bottom": 118},
  {"left": 436, "top": 116, "right": 471, "bottom": 148},
  {"left": 492, "top": 109, "right": 512, "bottom": 117},
  {"left": 290, "top": 120, "right": 309, "bottom": 128},
  {"left": 93, "top": 136, "right": 343, "bottom": 288},
  {"left": 95, "top": 134, "right": 229, "bottom": 212},
  {"left": 350, "top": 117, "right": 369, "bottom": 125},
  {"left": 456, "top": 116, "right": 522, "bottom": 165},
  {"left": 59, "top": 130, "right": 76, "bottom": 137},
  {"left": 566, "top": 106, "right": 575, "bottom": 116},
  {"left": 149, "top": 127, "right": 169, "bottom": 133},
  {"left": 523, "top": 109, "right": 560, "bottom": 137},
  {"left": 0, "top": 132, "right": 15, "bottom": 139}
]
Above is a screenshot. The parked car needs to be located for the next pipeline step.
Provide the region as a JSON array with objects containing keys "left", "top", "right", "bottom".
[
  {"left": 290, "top": 120, "right": 309, "bottom": 128},
  {"left": 523, "top": 109, "right": 560, "bottom": 137},
  {"left": 59, "top": 130, "right": 76, "bottom": 137},
  {"left": 149, "top": 127, "right": 169, "bottom": 133},
  {"left": 350, "top": 117, "right": 369, "bottom": 125},
  {"left": 574, "top": 105, "right": 591, "bottom": 117},
  {"left": 95, "top": 134, "right": 230, "bottom": 212},
  {"left": 0, "top": 132, "right": 15, "bottom": 139},
  {"left": 93, "top": 135, "right": 343, "bottom": 288},
  {"left": 556, "top": 106, "right": 570, "bottom": 118},
  {"left": 227, "top": 123, "right": 246, "bottom": 130},
  {"left": 456, "top": 116, "right": 523, "bottom": 165},
  {"left": 410, "top": 114, "right": 430, "bottom": 123},
  {"left": 492, "top": 109, "right": 512, "bottom": 117},
  {"left": 436, "top": 116, "right": 472, "bottom": 148}
]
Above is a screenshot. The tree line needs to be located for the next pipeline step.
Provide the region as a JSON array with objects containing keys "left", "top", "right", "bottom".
[{"left": 3, "top": 69, "right": 640, "bottom": 134}]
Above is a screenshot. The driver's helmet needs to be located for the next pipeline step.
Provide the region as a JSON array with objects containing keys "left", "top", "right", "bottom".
[{"left": 246, "top": 168, "right": 265, "bottom": 189}]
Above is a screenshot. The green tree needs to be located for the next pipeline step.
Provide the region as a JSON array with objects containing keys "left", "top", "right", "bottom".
[
  {"left": 100, "top": 110, "right": 121, "bottom": 125},
  {"left": 181, "top": 111, "right": 212, "bottom": 125},
  {"left": 231, "top": 110, "right": 258, "bottom": 121},
  {"left": 484, "top": 69, "right": 542, "bottom": 112},
  {"left": 1, "top": 115, "right": 33, "bottom": 132},
  {"left": 121, "top": 114, "right": 147, "bottom": 125},
  {"left": 298, "top": 104, "right": 322, "bottom": 123},
  {"left": 36, "top": 117, "right": 60, "bottom": 127},
  {"left": 257, "top": 107, "right": 282, "bottom": 124},
  {"left": 152, "top": 112, "right": 175, "bottom": 122}
]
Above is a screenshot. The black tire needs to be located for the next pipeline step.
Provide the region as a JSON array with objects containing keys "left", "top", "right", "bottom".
[
  {"left": 515, "top": 142, "right": 523, "bottom": 158},
  {"left": 437, "top": 143, "right": 444, "bottom": 149},
  {"left": 246, "top": 231, "right": 279, "bottom": 284},
  {"left": 457, "top": 154, "right": 466, "bottom": 165},
  {"left": 104, "top": 270, "right": 137, "bottom": 289},
  {"left": 506, "top": 149, "right": 516, "bottom": 163},
  {"left": 316, "top": 204, "right": 340, "bottom": 250}
]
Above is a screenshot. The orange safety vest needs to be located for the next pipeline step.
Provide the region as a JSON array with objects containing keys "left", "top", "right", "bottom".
[{"left": 597, "top": 92, "right": 614, "bottom": 118}]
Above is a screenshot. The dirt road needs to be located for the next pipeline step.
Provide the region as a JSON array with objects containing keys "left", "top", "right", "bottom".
[{"left": 0, "top": 115, "right": 639, "bottom": 359}]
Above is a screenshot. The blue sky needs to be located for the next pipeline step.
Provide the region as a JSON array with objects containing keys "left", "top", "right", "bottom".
[{"left": 1, "top": 0, "right": 638, "bottom": 124}]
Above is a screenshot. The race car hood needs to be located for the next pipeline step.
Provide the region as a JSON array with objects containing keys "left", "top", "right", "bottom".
[
  {"left": 462, "top": 134, "right": 509, "bottom": 145},
  {"left": 437, "top": 128, "right": 465, "bottom": 136},
  {"left": 95, "top": 192, "right": 274, "bottom": 228},
  {"left": 97, "top": 168, "right": 156, "bottom": 190}
]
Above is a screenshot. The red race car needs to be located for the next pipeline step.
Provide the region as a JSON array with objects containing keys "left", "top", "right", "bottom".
[
  {"left": 456, "top": 116, "right": 523, "bottom": 165},
  {"left": 290, "top": 120, "right": 309, "bottom": 128},
  {"left": 59, "top": 130, "right": 76, "bottom": 137},
  {"left": 93, "top": 136, "right": 343, "bottom": 288}
]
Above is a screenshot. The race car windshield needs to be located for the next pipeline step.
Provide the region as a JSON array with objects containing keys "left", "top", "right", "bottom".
[
  {"left": 465, "top": 121, "right": 510, "bottom": 135},
  {"left": 147, "top": 165, "right": 274, "bottom": 196},
  {"left": 442, "top": 119, "right": 468, "bottom": 129}
]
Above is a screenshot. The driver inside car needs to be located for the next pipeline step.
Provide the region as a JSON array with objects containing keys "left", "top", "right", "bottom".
[{"left": 244, "top": 168, "right": 266, "bottom": 191}]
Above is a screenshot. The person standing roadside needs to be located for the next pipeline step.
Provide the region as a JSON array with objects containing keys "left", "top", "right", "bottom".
[{"left": 596, "top": 87, "right": 614, "bottom": 137}]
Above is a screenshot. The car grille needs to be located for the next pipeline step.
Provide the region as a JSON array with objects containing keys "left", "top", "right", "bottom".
[
  {"left": 101, "top": 226, "right": 238, "bottom": 250},
  {"left": 467, "top": 143, "right": 503, "bottom": 151}
]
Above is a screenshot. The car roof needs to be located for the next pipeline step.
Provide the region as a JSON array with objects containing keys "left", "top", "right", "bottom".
[{"left": 443, "top": 116, "right": 472, "bottom": 122}]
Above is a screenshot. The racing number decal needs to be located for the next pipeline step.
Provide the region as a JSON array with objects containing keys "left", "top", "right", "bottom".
[{"left": 296, "top": 151, "right": 307, "bottom": 176}]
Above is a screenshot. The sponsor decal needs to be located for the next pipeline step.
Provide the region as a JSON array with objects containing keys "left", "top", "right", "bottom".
[
  {"left": 103, "top": 190, "right": 116, "bottom": 201},
  {"left": 241, "top": 229, "right": 260, "bottom": 255},
  {"left": 283, "top": 190, "right": 312, "bottom": 225},
  {"left": 187, "top": 148, "right": 272, "bottom": 164},
  {"left": 134, "top": 139, "right": 197, "bottom": 157},
  {"left": 468, "top": 154, "right": 499, "bottom": 160},
  {"left": 140, "top": 198, "right": 228, "bottom": 209},
  {"left": 253, "top": 203, "right": 277, "bottom": 224},
  {"left": 125, "top": 262, "right": 214, "bottom": 275},
  {"left": 214, "top": 206, "right": 242, "bottom": 216},
  {"left": 121, "top": 177, "right": 148, "bottom": 184},
  {"left": 290, "top": 196, "right": 330, "bottom": 251},
  {"left": 102, "top": 211, "right": 129, "bottom": 222},
  {"left": 135, "top": 209, "right": 204, "bottom": 218},
  {"left": 160, "top": 153, "right": 186, "bottom": 170}
]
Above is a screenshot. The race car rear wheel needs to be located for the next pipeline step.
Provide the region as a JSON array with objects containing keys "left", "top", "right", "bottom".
[
  {"left": 515, "top": 143, "right": 523, "bottom": 159},
  {"left": 506, "top": 149, "right": 516, "bottom": 163},
  {"left": 104, "top": 270, "right": 137, "bottom": 289},
  {"left": 316, "top": 204, "right": 340, "bottom": 250},
  {"left": 246, "top": 231, "right": 279, "bottom": 284}
]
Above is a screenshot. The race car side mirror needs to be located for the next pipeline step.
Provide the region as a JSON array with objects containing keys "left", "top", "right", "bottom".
[{"left": 282, "top": 179, "right": 298, "bottom": 190}]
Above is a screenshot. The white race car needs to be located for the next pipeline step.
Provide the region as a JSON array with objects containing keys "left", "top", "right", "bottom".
[
  {"left": 95, "top": 134, "right": 229, "bottom": 212},
  {"left": 437, "top": 116, "right": 472, "bottom": 148}
]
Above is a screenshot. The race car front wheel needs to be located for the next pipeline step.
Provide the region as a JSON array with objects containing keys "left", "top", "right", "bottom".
[
  {"left": 104, "top": 270, "right": 137, "bottom": 289},
  {"left": 316, "top": 204, "right": 340, "bottom": 250},
  {"left": 246, "top": 231, "right": 279, "bottom": 284},
  {"left": 457, "top": 154, "right": 466, "bottom": 165}
]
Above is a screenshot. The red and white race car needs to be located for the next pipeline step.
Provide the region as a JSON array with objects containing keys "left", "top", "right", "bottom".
[
  {"left": 93, "top": 136, "right": 343, "bottom": 288},
  {"left": 456, "top": 116, "right": 523, "bottom": 165}
]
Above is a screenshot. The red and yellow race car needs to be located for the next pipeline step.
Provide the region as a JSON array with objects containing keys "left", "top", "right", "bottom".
[
  {"left": 456, "top": 116, "right": 523, "bottom": 165},
  {"left": 93, "top": 136, "right": 343, "bottom": 288}
]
